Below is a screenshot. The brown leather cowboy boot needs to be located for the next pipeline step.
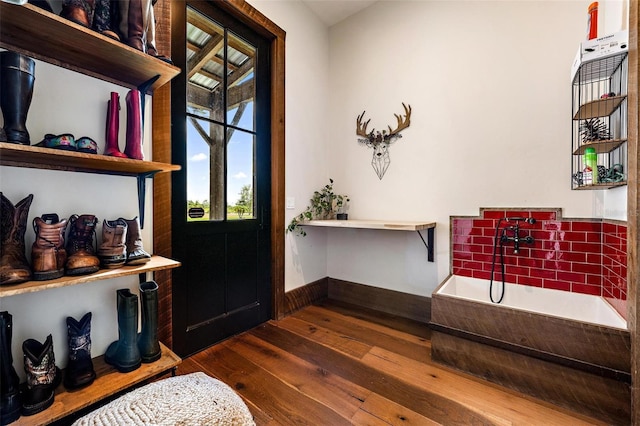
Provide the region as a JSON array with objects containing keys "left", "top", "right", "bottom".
[
  {"left": 65, "top": 214, "right": 100, "bottom": 276},
  {"left": 0, "top": 193, "right": 33, "bottom": 285},
  {"left": 115, "top": 0, "right": 145, "bottom": 52},
  {"left": 120, "top": 217, "right": 150, "bottom": 265},
  {"left": 97, "top": 219, "right": 127, "bottom": 269},
  {"left": 31, "top": 214, "right": 67, "bottom": 281}
]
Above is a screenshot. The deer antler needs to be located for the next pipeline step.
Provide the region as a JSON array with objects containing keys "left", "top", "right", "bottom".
[
  {"left": 356, "top": 111, "right": 372, "bottom": 139},
  {"left": 386, "top": 103, "right": 411, "bottom": 138}
]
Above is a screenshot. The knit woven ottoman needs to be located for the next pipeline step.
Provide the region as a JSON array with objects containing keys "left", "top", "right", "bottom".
[{"left": 72, "top": 372, "right": 255, "bottom": 425}]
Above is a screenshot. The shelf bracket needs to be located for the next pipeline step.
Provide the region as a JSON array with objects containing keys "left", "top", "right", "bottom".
[
  {"left": 137, "top": 171, "right": 159, "bottom": 229},
  {"left": 416, "top": 227, "right": 434, "bottom": 262}
]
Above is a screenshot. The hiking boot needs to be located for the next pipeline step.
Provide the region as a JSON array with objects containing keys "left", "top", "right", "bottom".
[
  {"left": 31, "top": 214, "right": 67, "bottom": 281},
  {"left": 97, "top": 219, "right": 127, "bottom": 269},
  {"left": 121, "top": 217, "right": 150, "bottom": 265},
  {"left": 66, "top": 214, "right": 100, "bottom": 276}
]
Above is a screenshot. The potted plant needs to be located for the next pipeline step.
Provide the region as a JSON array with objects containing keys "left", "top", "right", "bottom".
[{"left": 286, "top": 179, "right": 349, "bottom": 236}]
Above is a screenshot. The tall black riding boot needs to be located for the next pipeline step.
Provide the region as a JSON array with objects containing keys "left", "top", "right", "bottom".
[
  {"left": 0, "top": 312, "right": 21, "bottom": 425},
  {"left": 64, "top": 312, "right": 96, "bottom": 389},
  {"left": 0, "top": 52, "right": 35, "bottom": 145},
  {"left": 105, "top": 289, "right": 141, "bottom": 373},
  {"left": 22, "top": 334, "right": 61, "bottom": 417},
  {"left": 138, "top": 281, "right": 160, "bottom": 362},
  {"left": 0, "top": 193, "right": 34, "bottom": 286}
]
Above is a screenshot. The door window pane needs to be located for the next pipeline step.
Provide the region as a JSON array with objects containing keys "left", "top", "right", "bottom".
[
  {"left": 227, "top": 130, "right": 255, "bottom": 220},
  {"left": 226, "top": 31, "right": 255, "bottom": 132}
]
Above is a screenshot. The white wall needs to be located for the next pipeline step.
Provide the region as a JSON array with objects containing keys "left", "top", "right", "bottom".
[
  {"left": 249, "top": 0, "right": 629, "bottom": 296},
  {"left": 0, "top": 60, "right": 153, "bottom": 379}
]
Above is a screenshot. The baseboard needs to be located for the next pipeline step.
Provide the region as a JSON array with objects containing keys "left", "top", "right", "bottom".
[
  {"left": 327, "top": 278, "right": 431, "bottom": 323},
  {"left": 283, "top": 277, "right": 329, "bottom": 316}
]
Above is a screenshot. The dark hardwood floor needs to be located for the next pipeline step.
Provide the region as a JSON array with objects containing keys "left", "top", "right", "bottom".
[{"left": 177, "top": 300, "right": 606, "bottom": 425}]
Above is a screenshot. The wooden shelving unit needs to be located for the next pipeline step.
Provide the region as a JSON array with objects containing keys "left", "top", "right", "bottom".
[
  {"left": 0, "top": 2, "right": 180, "bottom": 92},
  {"left": 12, "top": 343, "right": 181, "bottom": 426},
  {"left": 573, "top": 95, "right": 627, "bottom": 120},
  {"left": 0, "top": 256, "right": 181, "bottom": 297},
  {"left": 0, "top": 3, "right": 184, "bottom": 422}
]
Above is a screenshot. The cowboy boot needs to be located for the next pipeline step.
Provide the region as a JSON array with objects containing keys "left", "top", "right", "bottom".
[
  {"left": 105, "top": 289, "right": 141, "bottom": 372},
  {"left": 0, "top": 52, "right": 35, "bottom": 145},
  {"left": 104, "top": 92, "right": 127, "bottom": 158},
  {"left": 60, "top": 0, "right": 96, "bottom": 28},
  {"left": 1, "top": 193, "right": 33, "bottom": 286},
  {"left": 22, "top": 334, "right": 61, "bottom": 416},
  {"left": 121, "top": 217, "right": 150, "bottom": 265},
  {"left": 137, "top": 281, "right": 160, "bottom": 362},
  {"left": 0, "top": 312, "right": 21, "bottom": 425},
  {"left": 31, "top": 214, "right": 67, "bottom": 281},
  {"left": 97, "top": 219, "right": 127, "bottom": 268},
  {"left": 64, "top": 312, "right": 96, "bottom": 390},
  {"left": 115, "top": 0, "right": 145, "bottom": 52},
  {"left": 124, "top": 89, "right": 144, "bottom": 160},
  {"left": 66, "top": 214, "right": 100, "bottom": 276},
  {"left": 91, "top": 0, "right": 119, "bottom": 40}
]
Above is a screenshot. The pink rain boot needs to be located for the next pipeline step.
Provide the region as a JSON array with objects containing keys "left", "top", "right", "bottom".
[
  {"left": 124, "top": 89, "right": 144, "bottom": 160},
  {"left": 104, "top": 92, "right": 127, "bottom": 158}
]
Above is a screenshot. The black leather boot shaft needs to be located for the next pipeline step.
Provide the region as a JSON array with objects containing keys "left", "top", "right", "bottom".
[
  {"left": 64, "top": 312, "right": 96, "bottom": 389},
  {"left": 138, "top": 281, "right": 160, "bottom": 362},
  {"left": 0, "top": 52, "right": 35, "bottom": 145},
  {"left": 22, "top": 334, "right": 61, "bottom": 417},
  {"left": 0, "top": 311, "right": 21, "bottom": 425},
  {"left": 105, "top": 289, "right": 141, "bottom": 372}
]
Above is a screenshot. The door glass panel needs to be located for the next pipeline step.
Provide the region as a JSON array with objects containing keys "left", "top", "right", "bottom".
[
  {"left": 227, "top": 129, "right": 255, "bottom": 220},
  {"left": 227, "top": 31, "right": 255, "bottom": 132},
  {"left": 185, "top": 7, "right": 258, "bottom": 222},
  {"left": 186, "top": 118, "right": 224, "bottom": 221}
]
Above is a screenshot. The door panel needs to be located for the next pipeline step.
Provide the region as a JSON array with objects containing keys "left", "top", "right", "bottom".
[{"left": 171, "top": 0, "right": 271, "bottom": 357}]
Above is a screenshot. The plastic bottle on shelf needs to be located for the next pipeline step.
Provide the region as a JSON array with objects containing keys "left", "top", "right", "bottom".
[
  {"left": 584, "top": 147, "right": 598, "bottom": 185},
  {"left": 587, "top": 2, "right": 598, "bottom": 40}
]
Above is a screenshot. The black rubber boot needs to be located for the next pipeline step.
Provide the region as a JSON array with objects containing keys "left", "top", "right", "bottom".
[
  {"left": 64, "top": 312, "right": 96, "bottom": 389},
  {"left": 0, "top": 52, "right": 35, "bottom": 145},
  {"left": 0, "top": 312, "right": 21, "bottom": 425},
  {"left": 21, "top": 335, "right": 61, "bottom": 417},
  {"left": 105, "top": 289, "right": 141, "bottom": 373},
  {"left": 138, "top": 281, "right": 160, "bottom": 363}
]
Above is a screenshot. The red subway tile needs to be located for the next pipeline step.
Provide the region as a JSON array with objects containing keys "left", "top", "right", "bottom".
[
  {"left": 573, "top": 263, "right": 602, "bottom": 275},
  {"left": 544, "top": 280, "right": 571, "bottom": 291},
  {"left": 571, "top": 221, "right": 602, "bottom": 232},
  {"left": 559, "top": 251, "right": 587, "bottom": 263},
  {"left": 517, "top": 275, "right": 543, "bottom": 287},
  {"left": 572, "top": 242, "right": 601, "bottom": 254},
  {"left": 586, "top": 232, "right": 602, "bottom": 243},
  {"left": 472, "top": 270, "right": 491, "bottom": 280},
  {"left": 530, "top": 211, "right": 557, "bottom": 221},
  {"left": 557, "top": 271, "right": 586, "bottom": 283},
  {"left": 561, "top": 231, "right": 587, "bottom": 242},
  {"left": 483, "top": 210, "right": 507, "bottom": 219},
  {"left": 585, "top": 274, "right": 603, "bottom": 286},
  {"left": 572, "top": 283, "right": 601, "bottom": 296},
  {"left": 530, "top": 268, "right": 556, "bottom": 280}
]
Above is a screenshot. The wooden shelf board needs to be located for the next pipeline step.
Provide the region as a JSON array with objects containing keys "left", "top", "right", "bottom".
[
  {"left": 12, "top": 343, "right": 181, "bottom": 426},
  {"left": 301, "top": 219, "right": 436, "bottom": 231},
  {"left": 573, "top": 181, "right": 627, "bottom": 190},
  {"left": 573, "top": 139, "right": 627, "bottom": 155},
  {"left": 0, "top": 143, "right": 181, "bottom": 176},
  {"left": 573, "top": 95, "right": 627, "bottom": 120},
  {"left": 0, "top": 256, "right": 181, "bottom": 297},
  {"left": 0, "top": 3, "right": 180, "bottom": 92}
]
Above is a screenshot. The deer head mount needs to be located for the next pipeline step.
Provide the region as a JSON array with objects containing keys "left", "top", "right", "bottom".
[{"left": 356, "top": 103, "right": 411, "bottom": 179}]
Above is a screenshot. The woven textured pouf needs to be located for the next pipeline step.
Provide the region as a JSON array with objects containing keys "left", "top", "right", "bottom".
[{"left": 72, "top": 372, "right": 255, "bottom": 425}]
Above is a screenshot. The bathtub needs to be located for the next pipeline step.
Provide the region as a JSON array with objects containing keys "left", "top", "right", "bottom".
[
  {"left": 430, "top": 274, "right": 631, "bottom": 424},
  {"left": 436, "top": 274, "right": 626, "bottom": 329}
]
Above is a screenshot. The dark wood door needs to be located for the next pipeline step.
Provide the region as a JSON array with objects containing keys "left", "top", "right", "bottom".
[{"left": 171, "top": 0, "right": 272, "bottom": 357}]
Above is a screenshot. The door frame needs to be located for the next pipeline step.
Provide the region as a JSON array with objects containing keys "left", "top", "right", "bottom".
[{"left": 152, "top": 0, "right": 286, "bottom": 348}]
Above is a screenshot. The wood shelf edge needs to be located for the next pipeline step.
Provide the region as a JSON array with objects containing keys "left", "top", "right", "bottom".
[
  {"left": 301, "top": 219, "right": 436, "bottom": 231},
  {"left": 12, "top": 343, "right": 181, "bottom": 426},
  {"left": 0, "top": 143, "right": 181, "bottom": 175},
  {"left": 572, "top": 139, "right": 627, "bottom": 155},
  {"left": 0, "top": 256, "right": 181, "bottom": 297}
]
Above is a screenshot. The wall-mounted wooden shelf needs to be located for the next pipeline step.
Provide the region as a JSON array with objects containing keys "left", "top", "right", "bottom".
[
  {"left": 0, "top": 256, "right": 181, "bottom": 297},
  {"left": 11, "top": 343, "right": 181, "bottom": 426},
  {"left": 0, "top": 2, "right": 181, "bottom": 92},
  {"left": 301, "top": 219, "right": 436, "bottom": 261},
  {"left": 302, "top": 219, "right": 435, "bottom": 231},
  {"left": 0, "top": 142, "right": 180, "bottom": 176}
]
